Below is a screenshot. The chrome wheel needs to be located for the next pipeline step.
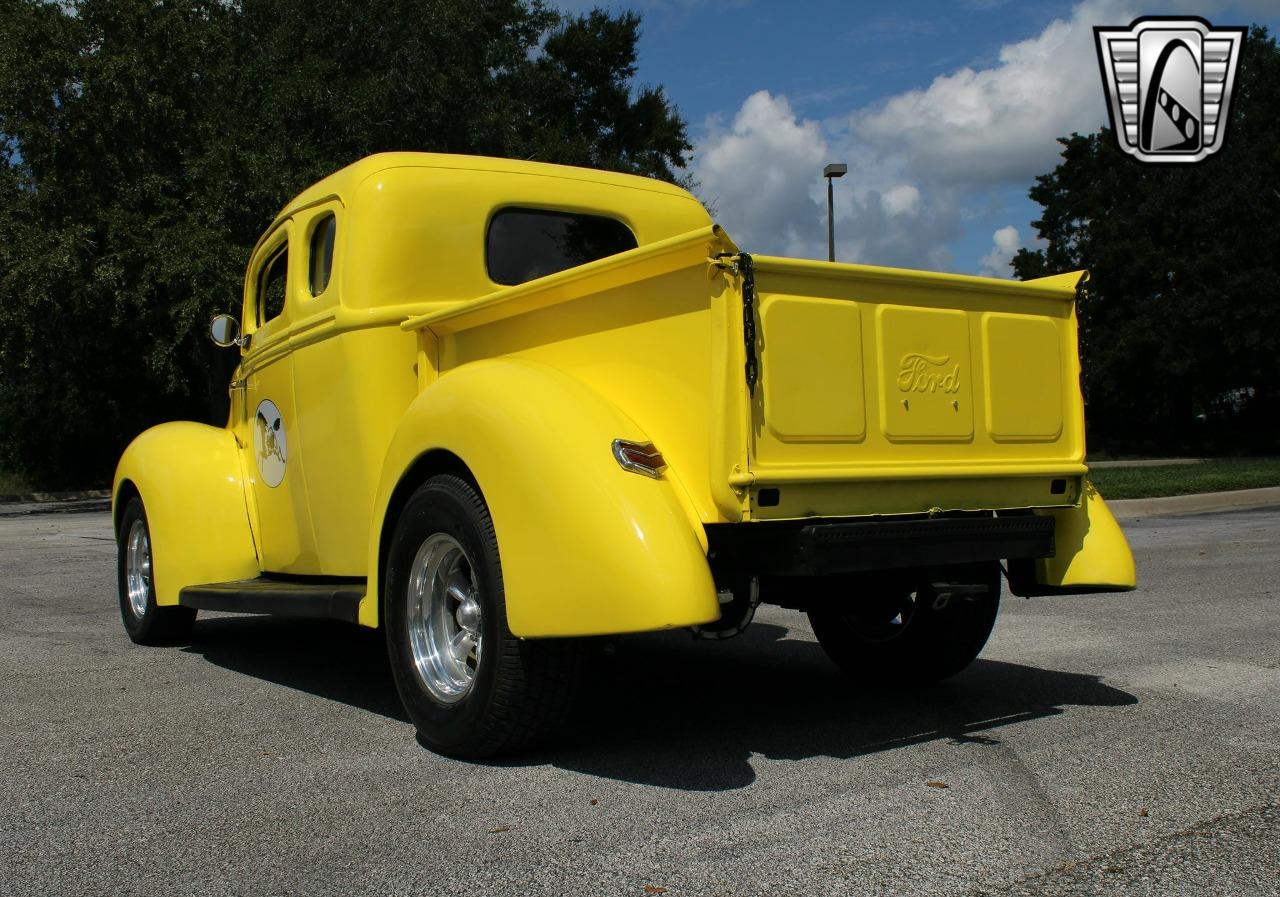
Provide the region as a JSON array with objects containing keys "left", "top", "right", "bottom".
[
  {"left": 406, "top": 533, "right": 482, "bottom": 704},
  {"left": 386, "top": 475, "right": 585, "bottom": 757},
  {"left": 125, "top": 518, "right": 152, "bottom": 620}
]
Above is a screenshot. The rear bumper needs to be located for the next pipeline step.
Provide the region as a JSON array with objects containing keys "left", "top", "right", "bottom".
[{"left": 706, "top": 514, "right": 1055, "bottom": 577}]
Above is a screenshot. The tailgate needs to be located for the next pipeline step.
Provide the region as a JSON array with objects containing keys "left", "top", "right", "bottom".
[{"left": 737, "top": 256, "right": 1088, "bottom": 520}]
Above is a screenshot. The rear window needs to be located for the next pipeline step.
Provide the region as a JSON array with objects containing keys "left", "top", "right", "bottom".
[
  {"left": 309, "top": 213, "right": 336, "bottom": 296},
  {"left": 486, "top": 208, "right": 638, "bottom": 286}
]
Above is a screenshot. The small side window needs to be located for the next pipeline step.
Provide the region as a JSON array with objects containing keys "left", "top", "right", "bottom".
[
  {"left": 258, "top": 245, "right": 289, "bottom": 326},
  {"left": 309, "top": 213, "right": 336, "bottom": 297},
  {"left": 486, "top": 208, "right": 638, "bottom": 286}
]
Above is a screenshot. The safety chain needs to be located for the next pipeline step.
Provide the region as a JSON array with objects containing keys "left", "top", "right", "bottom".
[{"left": 711, "top": 252, "right": 759, "bottom": 395}]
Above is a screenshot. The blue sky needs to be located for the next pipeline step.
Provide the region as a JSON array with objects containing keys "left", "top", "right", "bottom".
[{"left": 560, "top": 0, "right": 1280, "bottom": 276}]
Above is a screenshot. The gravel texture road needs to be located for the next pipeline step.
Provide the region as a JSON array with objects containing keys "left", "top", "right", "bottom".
[{"left": 1, "top": 508, "right": 1277, "bottom": 896}]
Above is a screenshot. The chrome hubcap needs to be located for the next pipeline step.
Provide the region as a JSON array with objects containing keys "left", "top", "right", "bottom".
[
  {"left": 125, "top": 519, "right": 151, "bottom": 619},
  {"left": 406, "top": 534, "right": 482, "bottom": 704}
]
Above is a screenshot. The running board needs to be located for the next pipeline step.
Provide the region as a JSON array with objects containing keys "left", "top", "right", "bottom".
[{"left": 178, "top": 578, "right": 365, "bottom": 624}]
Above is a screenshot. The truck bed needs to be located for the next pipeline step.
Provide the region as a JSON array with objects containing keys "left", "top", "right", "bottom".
[{"left": 403, "top": 225, "right": 1089, "bottom": 526}]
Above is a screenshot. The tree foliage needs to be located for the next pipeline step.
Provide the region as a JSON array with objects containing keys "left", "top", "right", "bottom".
[
  {"left": 0, "top": 0, "right": 691, "bottom": 486},
  {"left": 1014, "top": 26, "right": 1280, "bottom": 454}
]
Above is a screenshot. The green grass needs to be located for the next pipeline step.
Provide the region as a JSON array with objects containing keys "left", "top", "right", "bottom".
[
  {"left": 0, "top": 469, "right": 33, "bottom": 495},
  {"left": 1089, "top": 457, "right": 1280, "bottom": 500}
]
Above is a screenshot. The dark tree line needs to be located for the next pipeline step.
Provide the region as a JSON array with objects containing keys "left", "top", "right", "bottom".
[
  {"left": 3, "top": 6, "right": 1276, "bottom": 487},
  {"left": 0, "top": 0, "right": 691, "bottom": 486},
  {"left": 1014, "top": 26, "right": 1280, "bottom": 455}
]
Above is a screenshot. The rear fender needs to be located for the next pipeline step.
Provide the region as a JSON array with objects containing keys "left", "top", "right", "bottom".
[
  {"left": 1009, "top": 481, "right": 1136, "bottom": 596},
  {"left": 113, "top": 423, "right": 259, "bottom": 604},
  {"left": 363, "top": 359, "right": 719, "bottom": 637}
]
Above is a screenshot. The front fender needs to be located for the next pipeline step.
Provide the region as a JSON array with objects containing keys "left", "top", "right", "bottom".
[
  {"left": 363, "top": 359, "right": 719, "bottom": 637},
  {"left": 113, "top": 422, "right": 259, "bottom": 605}
]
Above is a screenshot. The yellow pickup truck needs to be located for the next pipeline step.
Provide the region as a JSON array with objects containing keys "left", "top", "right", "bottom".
[{"left": 113, "top": 152, "right": 1135, "bottom": 757}]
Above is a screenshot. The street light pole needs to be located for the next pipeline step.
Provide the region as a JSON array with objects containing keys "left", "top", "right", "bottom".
[{"left": 823, "top": 163, "right": 847, "bottom": 262}]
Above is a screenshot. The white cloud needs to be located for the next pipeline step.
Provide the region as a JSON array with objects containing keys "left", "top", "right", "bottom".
[
  {"left": 980, "top": 225, "right": 1022, "bottom": 277},
  {"left": 855, "top": 0, "right": 1133, "bottom": 186},
  {"left": 691, "top": 0, "right": 1143, "bottom": 272},
  {"left": 881, "top": 184, "right": 921, "bottom": 217},
  {"left": 1186, "top": 0, "right": 1280, "bottom": 14},
  {"left": 695, "top": 91, "right": 829, "bottom": 256},
  {"left": 694, "top": 91, "right": 962, "bottom": 268}
]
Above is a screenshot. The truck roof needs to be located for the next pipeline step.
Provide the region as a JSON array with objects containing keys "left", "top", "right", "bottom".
[
  {"left": 254, "top": 152, "right": 711, "bottom": 309},
  {"left": 273, "top": 152, "right": 696, "bottom": 226}
]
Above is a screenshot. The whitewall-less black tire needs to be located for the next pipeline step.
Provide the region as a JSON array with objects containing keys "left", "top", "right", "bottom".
[
  {"left": 383, "top": 475, "right": 582, "bottom": 758},
  {"left": 116, "top": 496, "right": 197, "bottom": 646},
  {"left": 808, "top": 567, "right": 1001, "bottom": 685}
]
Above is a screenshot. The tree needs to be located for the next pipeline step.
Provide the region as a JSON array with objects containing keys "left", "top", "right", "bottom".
[
  {"left": 1013, "top": 26, "right": 1280, "bottom": 454},
  {"left": 0, "top": 0, "right": 692, "bottom": 487}
]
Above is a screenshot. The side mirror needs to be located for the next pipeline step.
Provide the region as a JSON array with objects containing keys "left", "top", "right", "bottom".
[{"left": 210, "top": 314, "right": 241, "bottom": 348}]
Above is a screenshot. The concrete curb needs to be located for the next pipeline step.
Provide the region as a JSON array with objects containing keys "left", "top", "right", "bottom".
[
  {"left": 0, "top": 489, "right": 110, "bottom": 504},
  {"left": 1109, "top": 486, "right": 1280, "bottom": 519},
  {"left": 1087, "top": 457, "right": 1206, "bottom": 469}
]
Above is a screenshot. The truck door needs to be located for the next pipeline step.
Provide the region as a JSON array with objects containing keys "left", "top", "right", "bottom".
[{"left": 235, "top": 222, "right": 319, "bottom": 573}]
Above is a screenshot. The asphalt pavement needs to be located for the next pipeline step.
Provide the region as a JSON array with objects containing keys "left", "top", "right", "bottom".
[{"left": 1, "top": 509, "right": 1277, "bottom": 896}]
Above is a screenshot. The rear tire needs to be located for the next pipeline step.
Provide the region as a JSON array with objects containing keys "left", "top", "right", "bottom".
[
  {"left": 384, "top": 475, "right": 583, "bottom": 758},
  {"left": 116, "top": 496, "right": 197, "bottom": 646},
  {"left": 807, "top": 566, "right": 1000, "bottom": 685}
]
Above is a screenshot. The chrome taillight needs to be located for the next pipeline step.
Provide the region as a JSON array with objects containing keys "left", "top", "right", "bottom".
[{"left": 611, "top": 439, "right": 666, "bottom": 478}]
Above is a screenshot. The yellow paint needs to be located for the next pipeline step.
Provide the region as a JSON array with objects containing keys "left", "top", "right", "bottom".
[
  {"left": 876, "top": 305, "right": 974, "bottom": 441},
  {"left": 361, "top": 359, "right": 720, "bottom": 635},
  {"left": 744, "top": 255, "right": 1089, "bottom": 520},
  {"left": 404, "top": 225, "right": 738, "bottom": 538},
  {"left": 236, "top": 219, "right": 321, "bottom": 573},
  {"left": 747, "top": 474, "right": 1084, "bottom": 521},
  {"left": 113, "top": 423, "right": 259, "bottom": 604},
  {"left": 759, "top": 296, "right": 866, "bottom": 443},
  {"left": 1032, "top": 482, "right": 1137, "bottom": 590},
  {"left": 115, "top": 153, "right": 1134, "bottom": 630},
  {"left": 983, "top": 313, "right": 1064, "bottom": 441}
]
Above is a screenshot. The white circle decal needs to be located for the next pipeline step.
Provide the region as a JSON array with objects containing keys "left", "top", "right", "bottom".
[{"left": 253, "top": 399, "right": 288, "bottom": 488}]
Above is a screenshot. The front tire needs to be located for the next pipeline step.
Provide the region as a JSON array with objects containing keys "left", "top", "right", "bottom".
[
  {"left": 807, "top": 566, "right": 1000, "bottom": 686},
  {"left": 116, "top": 496, "right": 197, "bottom": 645},
  {"left": 384, "top": 475, "right": 582, "bottom": 758}
]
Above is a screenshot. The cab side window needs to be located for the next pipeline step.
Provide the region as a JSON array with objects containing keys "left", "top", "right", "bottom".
[
  {"left": 258, "top": 245, "right": 289, "bottom": 326},
  {"left": 309, "top": 213, "right": 336, "bottom": 296},
  {"left": 486, "top": 208, "right": 637, "bottom": 286}
]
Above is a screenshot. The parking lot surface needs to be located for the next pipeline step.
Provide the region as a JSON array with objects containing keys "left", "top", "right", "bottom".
[{"left": 2, "top": 508, "right": 1278, "bottom": 896}]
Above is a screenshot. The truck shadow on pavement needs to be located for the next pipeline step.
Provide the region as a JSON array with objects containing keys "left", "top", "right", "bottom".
[
  {"left": 538, "top": 622, "right": 1139, "bottom": 790},
  {"left": 182, "top": 614, "right": 1138, "bottom": 791},
  {"left": 182, "top": 616, "right": 409, "bottom": 722}
]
